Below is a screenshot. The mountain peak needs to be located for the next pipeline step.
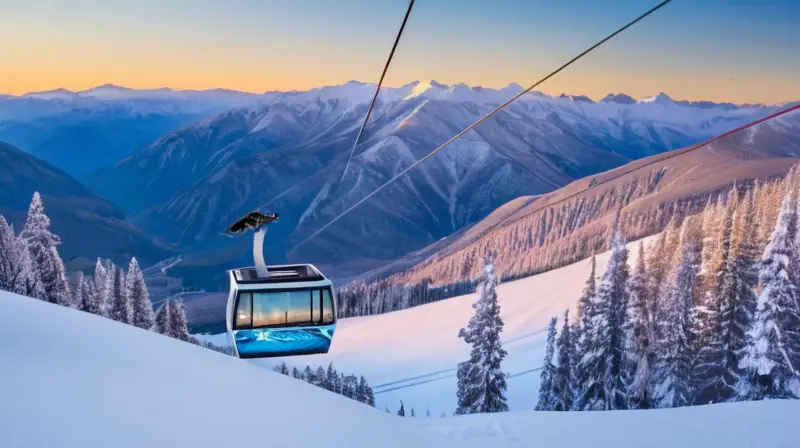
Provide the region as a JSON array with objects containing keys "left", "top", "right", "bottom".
[
  {"left": 600, "top": 93, "right": 637, "bottom": 104},
  {"left": 638, "top": 92, "right": 675, "bottom": 105}
]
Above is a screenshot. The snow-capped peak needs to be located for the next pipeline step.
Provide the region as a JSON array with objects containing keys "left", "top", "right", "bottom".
[
  {"left": 638, "top": 92, "right": 675, "bottom": 105},
  {"left": 600, "top": 93, "right": 637, "bottom": 104}
]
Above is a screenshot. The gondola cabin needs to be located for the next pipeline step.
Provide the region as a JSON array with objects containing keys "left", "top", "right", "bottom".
[{"left": 226, "top": 263, "right": 337, "bottom": 358}]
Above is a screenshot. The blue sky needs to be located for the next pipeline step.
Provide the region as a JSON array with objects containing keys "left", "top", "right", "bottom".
[{"left": 0, "top": 0, "right": 798, "bottom": 103}]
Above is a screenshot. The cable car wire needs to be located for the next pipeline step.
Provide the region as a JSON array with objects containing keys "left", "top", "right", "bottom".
[
  {"left": 341, "top": 0, "right": 416, "bottom": 182},
  {"left": 294, "top": 0, "right": 674, "bottom": 249},
  {"left": 245, "top": 0, "right": 415, "bottom": 219}
]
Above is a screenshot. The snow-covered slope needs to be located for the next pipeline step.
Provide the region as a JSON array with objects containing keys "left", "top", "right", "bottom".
[
  {"left": 199, "top": 238, "right": 653, "bottom": 415},
  {"left": 2, "top": 288, "right": 797, "bottom": 448},
  {"left": 0, "top": 290, "right": 444, "bottom": 447}
]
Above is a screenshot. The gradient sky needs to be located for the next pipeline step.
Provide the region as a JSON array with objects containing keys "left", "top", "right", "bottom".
[{"left": 1, "top": 0, "right": 798, "bottom": 104}]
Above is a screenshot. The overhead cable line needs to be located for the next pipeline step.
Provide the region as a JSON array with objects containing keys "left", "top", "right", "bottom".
[
  {"left": 340, "top": 0, "right": 416, "bottom": 182},
  {"left": 294, "top": 0, "right": 674, "bottom": 248}
]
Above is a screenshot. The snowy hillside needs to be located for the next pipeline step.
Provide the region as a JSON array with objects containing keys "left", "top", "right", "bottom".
[
  {"left": 0, "top": 290, "right": 446, "bottom": 447},
  {"left": 199, "top": 238, "right": 653, "bottom": 415},
  {"left": 3, "top": 286, "right": 798, "bottom": 448}
]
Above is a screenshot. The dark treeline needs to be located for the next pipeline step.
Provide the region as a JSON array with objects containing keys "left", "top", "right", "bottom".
[
  {"left": 536, "top": 167, "right": 800, "bottom": 411},
  {"left": 272, "top": 362, "right": 376, "bottom": 407}
]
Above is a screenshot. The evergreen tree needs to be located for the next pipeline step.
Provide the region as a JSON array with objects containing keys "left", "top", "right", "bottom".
[
  {"left": 454, "top": 256, "right": 509, "bottom": 414},
  {"left": 576, "top": 220, "right": 630, "bottom": 411},
  {"left": 168, "top": 299, "right": 191, "bottom": 341},
  {"left": 624, "top": 241, "right": 653, "bottom": 409},
  {"left": 109, "top": 265, "right": 132, "bottom": 324},
  {"left": 154, "top": 300, "right": 172, "bottom": 335},
  {"left": 273, "top": 362, "right": 290, "bottom": 375},
  {"left": 0, "top": 216, "right": 33, "bottom": 295},
  {"left": 79, "top": 276, "right": 99, "bottom": 314},
  {"left": 695, "top": 190, "right": 759, "bottom": 403},
  {"left": 93, "top": 258, "right": 110, "bottom": 316},
  {"left": 651, "top": 219, "right": 701, "bottom": 408},
  {"left": 325, "top": 363, "right": 338, "bottom": 392},
  {"left": 739, "top": 193, "right": 800, "bottom": 399},
  {"left": 292, "top": 367, "right": 302, "bottom": 379},
  {"left": 536, "top": 316, "right": 557, "bottom": 411},
  {"left": 552, "top": 310, "right": 574, "bottom": 411},
  {"left": 303, "top": 366, "right": 313, "bottom": 383},
  {"left": 398, "top": 401, "right": 405, "bottom": 417},
  {"left": 571, "top": 254, "right": 597, "bottom": 407},
  {"left": 411, "top": 408, "right": 416, "bottom": 417},
  {"left": 71, "top": 272, "right": 86, "bottom": 310},
  {"left": 127, "top": 257, "right": 154, "bottom": 330},
  {"left": 20, "top": 192, "right": 70, "bottom": 305},
  {"left": 315, "top": 366, "right": 326, "bottom": 388}
]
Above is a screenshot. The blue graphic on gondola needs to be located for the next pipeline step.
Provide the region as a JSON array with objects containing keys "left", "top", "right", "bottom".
[{"left": 234, "top": 325, "right": 336, "bottom": 357}]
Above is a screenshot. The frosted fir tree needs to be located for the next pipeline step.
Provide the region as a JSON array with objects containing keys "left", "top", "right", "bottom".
[
  {"left": 93, "top": 258, "right": 110, "bottom": 316},
  {"left": 109, "top": 265, "right": 132, "bottom": 324},
  {"left": 71, "top": 271, "right": 86, "bottom": 310},
  {"left": 314, "top": 366, "right": 326, "bottom": 388},
  {"left": 571, "top": 254, "right": 597, "bottom": 406},
  {"left": 624, "top": 241, "right": 653, "bottom": 409},
  {"left": 79, "top": 275, "right": 101, "bottom": 315},
  {"left": 597, "top": 222, "right": 631, "bottom": 410},
  {"left": 168, "top": 299, "right": 191, "bottom": 341},
  {"left": 454, "top": 255, "right": 509, "bottom": 414},
  {"left": 292, "top": 367, "right": 302, "bottom": 379},
  {"left": 739, "top": 192, "right": 800, "bottom": 400},
  {"left": 154, "top": 300, "right": 172, "bottom": 335},
  {"left": 651, "top": 220, "right": 701, "bottom": 408},
  {"left": 695, "top": 190, "right": 759, "bottom": 403},
  {"left": 0, "top": 216, "right": 33, "bottom": 295},
  {"left": 535, "top": 316, "right": 558, "bottom": 411},
  {"left": 552, "top": 310, "right": 574, "bottom": 411},
  {"left": 20, "top": 192, "right": 70, "bottom": 306},
  {"left": 127, "top": 257, "right": 154, "bottom": 330}
]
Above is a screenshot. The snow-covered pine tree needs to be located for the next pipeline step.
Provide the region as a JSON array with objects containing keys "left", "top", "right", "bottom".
[
  {"left": 93, "top": 258, "right": 110, "bottom": 316},
  {"left": 0, "top": 216, "right": 33, "bottom": 295},
  {"left": 20, "top": 192, "right": 70, "bottom": 305},
  {"left": 651, "top": 218, "right": 701, "bottom": 408},
  {"left": 154, "top": 300, "right": 171, "bottom": 335},
  {"left": 79, "top": 275, "right": 103, "bottom": 315},
  {"left": 552, "top": 310, "right": 574, "bottom": 411},
  {"left": 595, "top": 218, "right": 631, "bottom": 410},
  {"left": 303, "top": 366, "right": 314, "bottom": 383},
  {"left": 167, "top": 299, "right": 191, "bottom": 341},
  {"left": 694, "top": 190, "right": 759, "bottom": 403},
  {"left": 71, "top": 271, "right": 86, "bottom": 310},
  {"left": 325, "top": 363, "right": 337, "bottom": 392},
  {"left": 739, "top": 191, "right": 800, "bottom": 400},
  {"left": 314, "top": 366, "right": 326, "bottom": 388},
  {"left": 624, "top": 241, "right": 653, "bottom": 409},
  {"left": 109, "top": 265, "right": 132, "bottom": 324},
  {"left": 571, "top": 254, "right": 597, "bottom": 407},
  {"left": 292, "top": 367, "right": 302, "bottom": 379},
  {"left": 454, "top": 255, "right": 509, "bottom": 414},
  {"left": 126, "top": 257, "right": 154, "bottom": 330},
  {"left": 535, "top": 316, "right": 558, "bottom": 411}
]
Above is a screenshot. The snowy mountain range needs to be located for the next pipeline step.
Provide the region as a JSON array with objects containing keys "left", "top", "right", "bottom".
[
  {"left": 0, "top": 84, "right": 258, "bottom": 176},
  {"left": 80, "top": 81, "right": 790, "bottom": 288}
]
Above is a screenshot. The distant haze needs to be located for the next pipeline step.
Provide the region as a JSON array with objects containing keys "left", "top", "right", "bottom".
[{"left": 1, "top": 0, "right": 799, "bottom": 104}]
